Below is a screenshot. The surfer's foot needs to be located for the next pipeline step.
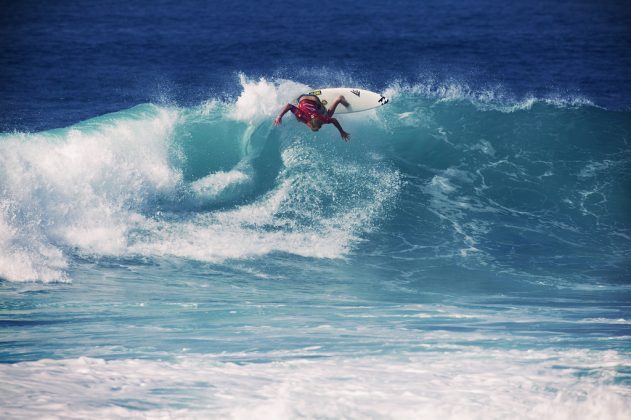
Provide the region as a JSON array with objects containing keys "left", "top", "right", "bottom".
[{"left": 339, "top": 96, "right": 349, "bottom": 107}]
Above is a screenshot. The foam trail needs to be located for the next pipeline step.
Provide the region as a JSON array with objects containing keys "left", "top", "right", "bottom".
[{"left": 1, "top": 349, "right": 629, "bottom": 419}]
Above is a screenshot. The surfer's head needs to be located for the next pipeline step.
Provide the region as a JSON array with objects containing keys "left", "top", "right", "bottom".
[{"left": 309, "top": 117, "right": 322, "bottom": 131}]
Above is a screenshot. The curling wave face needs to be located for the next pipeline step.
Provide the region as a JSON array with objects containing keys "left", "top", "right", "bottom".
[
  {"left": 0, "top": 77, "right": 402, "bottom": 282},
  {"left": 0, "top": 76, "right": 630, "bottom": 284}
]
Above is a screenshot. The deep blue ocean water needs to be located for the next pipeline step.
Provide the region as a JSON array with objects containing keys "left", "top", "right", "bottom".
[{"left": 1, "top": 0, "right": 630, "bottom": 418}]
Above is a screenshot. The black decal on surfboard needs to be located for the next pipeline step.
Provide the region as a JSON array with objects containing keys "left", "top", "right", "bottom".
[
  {"left": 378, "top": 95, "right": 389, "bottom": 105},
  {"left": 351, "top": 89, "right": 361, "bottom": 97}
]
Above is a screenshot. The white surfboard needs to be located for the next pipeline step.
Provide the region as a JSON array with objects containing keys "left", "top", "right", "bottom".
[{"left": 297, "top": 88, "right": 389, "bottom": 114}]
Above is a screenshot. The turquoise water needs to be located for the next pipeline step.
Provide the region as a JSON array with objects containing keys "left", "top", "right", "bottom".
[{"left": 1, "top": 78, "right": 630, "bottom": 417}]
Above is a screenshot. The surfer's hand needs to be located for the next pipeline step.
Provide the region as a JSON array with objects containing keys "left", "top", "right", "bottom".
[
  {"left": 273, "top": 116, "right": 282, "bottom": 126},
  {"left": 341, "top": 131, "right": 351, "bottom": 141}
]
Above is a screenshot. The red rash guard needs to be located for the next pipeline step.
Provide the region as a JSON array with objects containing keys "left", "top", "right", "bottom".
[{"left": 290, "top": 100, "right": 333, "bottom": 124}]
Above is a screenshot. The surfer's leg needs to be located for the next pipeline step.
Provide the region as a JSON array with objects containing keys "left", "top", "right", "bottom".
[{"left": 326, "top": 96, "right": 349, "bottom": 116}]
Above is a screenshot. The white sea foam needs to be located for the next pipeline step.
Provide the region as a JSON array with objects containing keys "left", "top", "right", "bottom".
[
  {"left": 1, "top": 349, "right": 628, "bottom": 419},
  {"left": 0, "top": 106, "right": 181, "bottom": 282},
  {"left": 230, "top": 74, "right": 309, "bottom": 123},
  {"left": 190, "top": 169, "right": 251, "bottom": 200},
  {"left": 0, "top": 202, "right": 69, "bottom": 282},
  {"left": 130, "top": 142, "right": 400, "bottom": 262}
]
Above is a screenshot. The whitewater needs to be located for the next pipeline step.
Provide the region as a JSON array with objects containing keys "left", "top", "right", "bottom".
[{"left": 1, "top": 76, "right": 630, "bottom": 418}]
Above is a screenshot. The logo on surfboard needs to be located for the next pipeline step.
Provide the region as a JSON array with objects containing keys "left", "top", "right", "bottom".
[{"left": 350, "top": 89, "right": 361, "bottom": 97}]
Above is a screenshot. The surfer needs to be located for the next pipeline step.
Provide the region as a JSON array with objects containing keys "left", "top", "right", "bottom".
[{"left": 273, "top": 94, "right": 351, "bottom": 141}]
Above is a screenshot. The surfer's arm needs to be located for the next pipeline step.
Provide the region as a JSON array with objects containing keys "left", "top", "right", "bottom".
[
  {"left": 274, "top": 104, "right": 293, "bottom": 125},
  {"left": 331, "top": 118, "right": 350, "bottom": 141}
]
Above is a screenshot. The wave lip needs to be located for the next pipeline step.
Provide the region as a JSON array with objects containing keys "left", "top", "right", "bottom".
[{"left": 384, "top": 80, "right": 597, "bottom": 112}]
